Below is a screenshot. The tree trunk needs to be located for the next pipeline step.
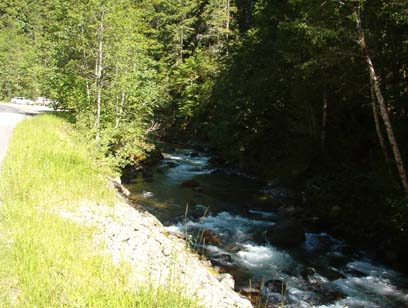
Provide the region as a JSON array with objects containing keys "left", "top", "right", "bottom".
[
  {"left": 370, "top": 83, "right": 391, "bottom": 168},
  {"left": 94, "top": 8, "right": 105, "bottom": 140},
  {"left": 225, "top": 0, "right": 230, "bottom": 56},
  {"left": 226, "top": 0, "right": 230, "bottom": 40},
  {"left": 116, "top": 67, "right": 127, "bottom": 128},
  {"left": 356, "top": 5, "right": 408, "bottom": 194},
  {"left": 116, "top": 91, "right": 125, "bottom": 129},
  {"left": 321, "top": 89, "right": 328, "bottom": 152}
]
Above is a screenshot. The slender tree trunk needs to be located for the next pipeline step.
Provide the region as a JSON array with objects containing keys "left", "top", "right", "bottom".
[
  {"left": 115, "top": 92, "right": 119, "bottom": 128},
  {"left": 114, "top": 64, "right": 119, "bottom": 128},
  {"left": 116, "top": 91, "right": 125, "bottom": 129},
  {"left": 94, "top": 8, "right": 105, "bottom": 140},
  {"left": 307, "top": 101, "right": 317, "bottom": 140},
  {"left": 226, "top": 0, "right": 230, "bottom": 40},
  {"left": 321, "top": 89, "right": 328, "bottom": 152},
  {"left": 86, "top": 81, "right": 91, "bottom": 104},
  {"left": 82, "top": 48, "right": 91, "bottom": 105},
  {"left": 178, "top": 19, "right": 184, "bottom": 64},
  {"left": 116, "top": 67, "right": 127, "bottom": 128},
  {"left": 246, "top": 0, "right": 255, "bottom": 28},
  {"left": 225, "top": 0, "right": 230, "bottom": 56},
  {"left": 356, "top": 5, "right": 408, "bottom": 194},
  {"left": 370, "top": 83, "right": 391, "bottom": 168}
]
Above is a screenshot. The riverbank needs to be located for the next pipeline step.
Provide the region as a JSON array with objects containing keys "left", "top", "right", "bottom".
[{"left": 0, "top": 114, "right": 251, "bottom": 308}]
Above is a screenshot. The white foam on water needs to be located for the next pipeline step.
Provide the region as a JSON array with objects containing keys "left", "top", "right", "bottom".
[
  {"left": 345, "top": 260, "right": 403, "bottom": 281},
  {"left": 329, "top": 275, "right": 408, "bottom": 307},
  {"left": 236, "top": 243, "right": 295, "bottom": 275},
  {"left": 142, "top": 191, "right": 154, "bottom": 198},
  {"left": 162, "top": 152, "right": 215, "bottom": 182},
  {"left": 183, "top": 211, "right": 274, "bottom": 242},
  {"left": 315, "top": 296, "right": 381, "bottom": 308},
  {"left": 164, "top": 225, "right": 181, "bottom": 234},
  {"left": 204, "top": 244, "right": 226, "bottom": 255}
]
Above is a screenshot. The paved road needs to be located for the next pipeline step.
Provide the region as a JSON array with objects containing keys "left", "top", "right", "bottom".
[{"left": 0, "top": 103, "right": 52, "bottom": 166}]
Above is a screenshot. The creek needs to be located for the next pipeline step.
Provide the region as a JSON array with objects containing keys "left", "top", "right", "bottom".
[{"left": 124, "top": 148, "right": 408, "bottom": 308}]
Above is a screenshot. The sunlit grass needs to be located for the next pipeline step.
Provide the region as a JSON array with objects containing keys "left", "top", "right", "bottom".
[{"left": 0, "top": 114, "right": 201, "bottom": 308}]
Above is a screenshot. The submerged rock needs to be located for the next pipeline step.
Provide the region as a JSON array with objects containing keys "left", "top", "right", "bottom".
[
  {"left": 189, "top": 204, "right": 209, "bottom": 220},
  {"left": 143, "top": 148, "right": 164, "bottom": 165},
  {"left": 166, "top": 161, "right": 178, "bottom": 168},
  {"left": 202, "top": 229, "right": 223, "bottom": 246},
  {"left": 181, "top": 179, "right": 200, "bottom": 188},
  {"left": 210, "top": 254, "right": 233, "bottom": 267},
  {"left": 287, "top": 288, "right": 321, "bottom": 306},
  {"left": 266, "top": 219, "right": 305, "bottom": 248},
  {"left": 263, "top": 279, "right": 287, "bottom": 294},
  {"left": 239, "top": 287, "right": 261, "bottom": 297}
]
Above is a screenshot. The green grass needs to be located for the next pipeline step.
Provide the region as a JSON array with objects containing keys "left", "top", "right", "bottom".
[{"left": 0, "top": 114, "right": 201, "bottom": 308}]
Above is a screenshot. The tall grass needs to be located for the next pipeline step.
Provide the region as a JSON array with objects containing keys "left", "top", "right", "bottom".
[{"left": 0, "top": 114, "right": 201, "bottom": 308}]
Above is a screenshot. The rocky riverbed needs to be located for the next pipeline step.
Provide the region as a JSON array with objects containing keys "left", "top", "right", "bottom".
[
  {"left": 59, "top": 183, "right": 253, "bottom": 308},
  {"left": 122, "top": 148, "right": 408, "bottom": 308}
]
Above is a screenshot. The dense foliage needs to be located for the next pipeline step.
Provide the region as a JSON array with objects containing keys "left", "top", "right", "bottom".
[{"left": 1, "top": 0, "right": 407, "bottom": 267}]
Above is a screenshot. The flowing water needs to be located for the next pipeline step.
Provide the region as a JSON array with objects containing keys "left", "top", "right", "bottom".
[{"left": 125, "top": 149, "right": 408, "bottom": 308}]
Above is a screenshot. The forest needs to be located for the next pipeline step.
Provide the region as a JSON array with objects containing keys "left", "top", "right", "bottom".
[{"left": 1, "top": 0, "right": 407, "bottom": 270}]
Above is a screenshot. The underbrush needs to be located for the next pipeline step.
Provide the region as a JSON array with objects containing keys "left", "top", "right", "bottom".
[{"left": 0, "top": 114, "right": 201, "bottom": 308}]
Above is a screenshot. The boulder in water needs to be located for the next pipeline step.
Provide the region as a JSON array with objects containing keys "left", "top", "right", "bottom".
[
  {"left": 143, "top": 148, "right": 164, "bottom": 165},
  {"left": 202, "top": 229, "right": 222, "bottom": 246},
  {"left": 210, "top": 254, "right": 233, "bottom": 267},
  {"left": 194, "top": 186, "right": 204, "bottom": 193},
  {"left": 166, "top": 161, "right": 178, "bottom": 168},
  {"left": 263, "top": 279, "right": 287, "bottom": 294},
  {"left": 239, "top": 287, "right": 261, "bottom": 297},
  {"left": 189, "top": 204, "right": 209, "bottom": 220},
  {"left": 266, "top": 219, "right": 305, "bottom": 248},
  {"left": 181, "top": 179, "right": 200, "bottom": 188}
]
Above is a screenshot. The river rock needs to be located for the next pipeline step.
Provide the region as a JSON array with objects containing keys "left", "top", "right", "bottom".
[
  {"left": 193, "top": 144, "right": 206, "bottom": 152},
  {"left": 181, "top": 179, "right": 200, "bottom": 188},
  {"left": 263, "top": 279, "right": 287, "bottom": 294},
  {"left": 287, "top": 288, "right": 321, "bottom": 306},
  {"left": 202, "top": 229, "right": 223, "bottom": 246},
  {"left": 329, "top": 205, "right": 341, "bottom": 218},
  {"left": 261, "top": 281, "right": 287, "bottom": 305},
  {"left": 217, "top": 273, "right": 235, "bottom": 290},
  {"left": 108, "top": 177, "right": 131, "bottom": 197},
  {"left": 143, "top": 148, "right": 164, "bottom": 165},
  {"left": 239, "top": 287, "right": 261, "bottom": 297},
  {"left": 194, "top": 186, "right": 204, "bottom": 193},
  {"left": 166, "top": 161, "right": 178, "bottom": 168},
  {"left": 59, "top": 199, "right": 253, "bottom": 308},
  {"left": 189, "top": 204, "right": 209, "bottom": 220},
  {"left": 278, "top": 205, "right": 298, "bottom": 216},
  {"left": 210, "top": 254, "right": 233, "bottom": 267},
  {"left": 141, "top": 167, "right": 154, "bottom": 181},
  {"left": 266, "top": 220, "right": 305, "bottom": 248},
  {"left": 261, "top": 291, "right": 285, "bottom": 305},
  {"left": 209, "top": 155, "right": 226, "bottom": 165},
  {"left": 300, "top": 267, "right": 316, "bottom": 280}
]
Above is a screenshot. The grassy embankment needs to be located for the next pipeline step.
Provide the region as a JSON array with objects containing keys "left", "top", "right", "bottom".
[{"left": 0, "top": 114, "right": 200, "bottom": 308}]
